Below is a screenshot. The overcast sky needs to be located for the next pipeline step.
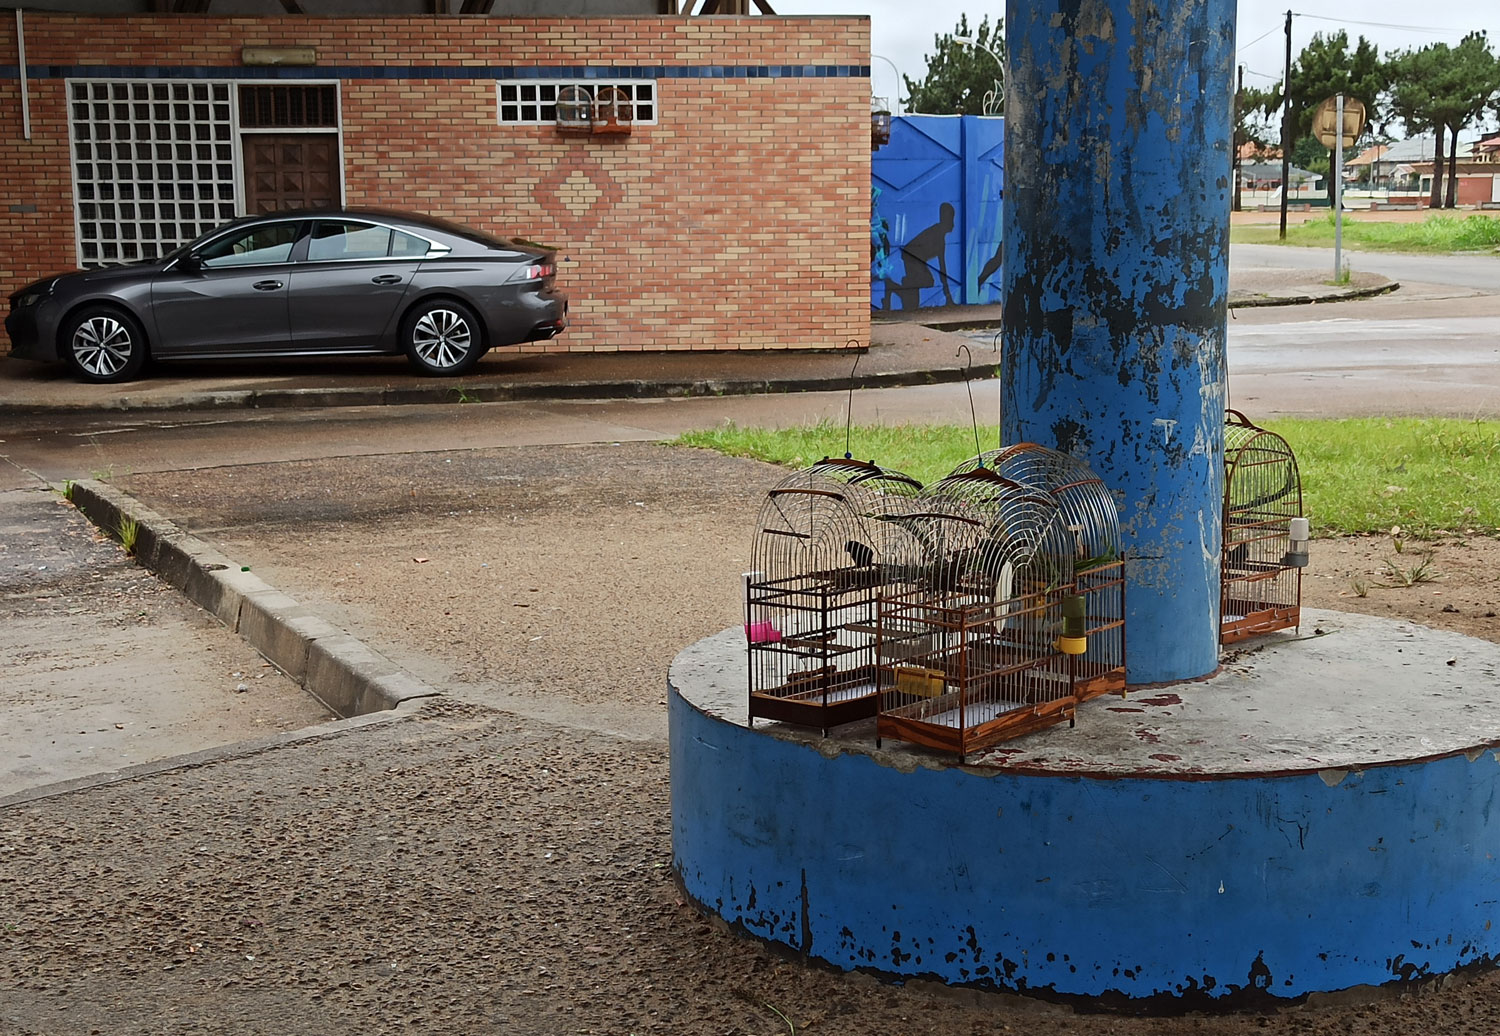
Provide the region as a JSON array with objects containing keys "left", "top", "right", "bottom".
[{"left": 775, "top": 0, "right": 1500, "bottom": 131}]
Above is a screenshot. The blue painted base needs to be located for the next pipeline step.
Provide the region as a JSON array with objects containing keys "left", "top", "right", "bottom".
[{"left": 669, "top": 617, "right": 1500, "bottom": 1010}]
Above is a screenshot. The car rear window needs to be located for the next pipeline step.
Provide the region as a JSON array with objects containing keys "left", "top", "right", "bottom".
[
  {"left": 308, "top": 221, "right": 394, "bottom": 262},
  {"left": 390, "top": 230, "right": 432, "bottom": 258}
]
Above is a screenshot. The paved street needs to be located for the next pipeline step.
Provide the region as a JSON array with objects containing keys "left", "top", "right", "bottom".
[{"left": 1231, "top": 241, "right": 1500, "bottom": 294}]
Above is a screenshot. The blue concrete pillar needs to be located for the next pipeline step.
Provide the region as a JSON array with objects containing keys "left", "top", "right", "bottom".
[{"left": 1002, "top": 0, "right": 1235, "bottom": 683}]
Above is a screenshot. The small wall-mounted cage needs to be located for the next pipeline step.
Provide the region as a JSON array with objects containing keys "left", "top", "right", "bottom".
[
  {"left": 554, "top": 85, "right": 593, "bottom": 136},
  {"left": 870, "top": 98, "right": 892, "bottom": 150},
  {"left": 949, "top": 444, "right": 1127, "bottom": 701},
  {"left": 593, "top": 86, "right": 634, "bottom": 135},
  {"left": 746, "top": 458, "right": 926, "bottom": 734},
  {"left": 875, "top": 466, "right": 1083, "bottom": 760},
  {"left": 1221, "top": 410, "right": 1307, "bottom": 643}
]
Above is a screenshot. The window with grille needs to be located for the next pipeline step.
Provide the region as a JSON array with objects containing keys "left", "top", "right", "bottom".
[
  {"left": 496, "top": 80, "right": 656, "bottom": 125},
  {"left": 68, "top": 80, "right": 238, "bottom": 266},
  {"left": 239, "top": 85, "right": 338, "bottom": 129}
]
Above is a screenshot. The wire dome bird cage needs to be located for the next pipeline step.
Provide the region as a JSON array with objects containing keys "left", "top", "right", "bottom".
[
  {"left": 875, "top": 466, "right": 1083, "bottom": 760},
  {"left": 1221, "top": 410, "right": 1308, "bottom": 643},
  {"left": 948, "top": 444, "right": 1127, "bottom": 700},
  {"left": 745, "top": 457, "right": 926, "bottom": 734}
]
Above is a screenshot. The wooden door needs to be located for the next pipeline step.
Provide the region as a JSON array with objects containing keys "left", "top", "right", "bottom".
[{"left": 243, "top": 134, "right": 340, "bottom": 213}]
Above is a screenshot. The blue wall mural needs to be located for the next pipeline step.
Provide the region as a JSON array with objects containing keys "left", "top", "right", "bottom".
[{"left": 871, "top": 115, "right": 1004, "bottom": 310}]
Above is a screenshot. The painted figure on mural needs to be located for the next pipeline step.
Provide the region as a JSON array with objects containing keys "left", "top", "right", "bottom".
[
  {"left": 977, "top": 238, "right": 1004, "bottom": 293},
  {"left": 890, "top": 201, "right": 955, "bottom": 311},
  {"left": 870, "top": 185, "right": 896, "bottom": 307}
]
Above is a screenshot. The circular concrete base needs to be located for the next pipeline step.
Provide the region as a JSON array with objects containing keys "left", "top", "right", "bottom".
[{"left": 668, "top": 610, "right": 1500, "bottom": 1010}]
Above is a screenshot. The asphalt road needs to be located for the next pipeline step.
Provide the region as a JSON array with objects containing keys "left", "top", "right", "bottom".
[{"left": 1231, "top": 241, "right": 1500, "bottom": 293}]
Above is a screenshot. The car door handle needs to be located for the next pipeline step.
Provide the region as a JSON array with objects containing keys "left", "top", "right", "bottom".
[
  {"left": 371, "top": 274, "right": 404, "bottom": 285},
  {"left": 252, "top": 280, "right": 283, "bottom": 291}
]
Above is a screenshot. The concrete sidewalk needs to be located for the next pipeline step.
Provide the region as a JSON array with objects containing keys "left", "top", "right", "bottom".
[{"left": 0, "top": 267, "right": 1395, "bottom": 415}]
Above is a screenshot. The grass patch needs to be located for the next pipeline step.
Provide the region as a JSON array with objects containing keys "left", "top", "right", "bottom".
[
  {"left": 1231, "top": 213, "right": 1500, "bottom": 254},
  {"left": 116, "top": 514, "right": 141, "bottom": 556},
  {"left": 1264, "top": 417, "right": 1500, "bottom": 537},
  {"left": 676, "top": 420, "right": 1002, "bottom": 487},
  {"left": 676, "top": 417, "right": 1500, "bottom": 538}
]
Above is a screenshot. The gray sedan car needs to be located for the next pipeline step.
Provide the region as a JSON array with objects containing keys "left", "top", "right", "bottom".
[{"left": 6, "top": 208, "right": 568, "bottom": 383}]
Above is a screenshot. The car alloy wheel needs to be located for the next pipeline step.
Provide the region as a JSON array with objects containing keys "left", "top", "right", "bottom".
[
  {"left": 72, "top": 315, "right": 137, "bottom": 378},
  {"left": 63, "top": 306, "right": 148, "bottom": 383},
  {"left": 411, "top": 307, "right": 473, "bottom": 370}
]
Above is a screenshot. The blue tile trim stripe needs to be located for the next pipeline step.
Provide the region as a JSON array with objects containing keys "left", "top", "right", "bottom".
[{"left": 0, "top": 63, "right": 869, "bottom": 81}]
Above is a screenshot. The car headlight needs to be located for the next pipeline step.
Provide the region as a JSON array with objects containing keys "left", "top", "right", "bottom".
[{"left": 12, "top": 279, "right": 57, "bottom": 308}]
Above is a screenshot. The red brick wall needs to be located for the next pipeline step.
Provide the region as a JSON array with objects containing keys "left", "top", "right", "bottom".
[{"left": 0, "top": 13, "right": 870, "bottom": 355}]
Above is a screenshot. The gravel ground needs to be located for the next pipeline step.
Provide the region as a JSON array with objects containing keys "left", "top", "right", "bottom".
[{"left": 4, "top": 442, "right": 1499, "bottom": 1034}]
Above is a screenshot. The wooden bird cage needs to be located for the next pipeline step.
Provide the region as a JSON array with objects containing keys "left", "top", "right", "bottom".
[
  {"left": 1221, "top": 410, "right": 1306, "bottom": 643},
  {"left": 949, "top": 444, "right": 1127, "bottom": 701},
  {"left": 554, "top": 85, "right": 593, "bottom": 136},
  {"left": 875, "top": 467, "right": 1082, "bottom": 760},
  {"left": 593, "top": 86, "right": 633, "bottom": 135},
  {"left": 746, "top": 457, "right": 926, "bottom": 734}
]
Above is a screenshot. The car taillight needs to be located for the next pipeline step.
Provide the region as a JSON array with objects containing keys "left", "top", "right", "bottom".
[{"left": 523, "top": 262, "right": 555, "bottom": 280}]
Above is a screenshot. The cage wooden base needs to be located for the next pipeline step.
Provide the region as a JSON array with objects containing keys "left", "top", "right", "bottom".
[
  {"left": 748, "top": 665, "right": 880, "bottom": 733},
  {"left": 1074, "top": 665, "right": 1127, "bottom": 702},
  {"left": 877, "top": 693, "right": 1076, "bottom": 759},
  {"left": 1221, "top": 602, "right": 1300, "bottom": 644}
]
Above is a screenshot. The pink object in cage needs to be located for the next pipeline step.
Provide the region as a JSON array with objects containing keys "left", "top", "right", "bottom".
[{"left": 745, "top": 621, "right": 782, "bottom": 644}]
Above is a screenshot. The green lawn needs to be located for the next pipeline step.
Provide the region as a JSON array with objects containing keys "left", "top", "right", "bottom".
[
  {"left": 1231, "top": 213, "right": 1500, "bottom": 254},
  {"left": 675, "top": 417, "right": 1500, "bottom": 538}
]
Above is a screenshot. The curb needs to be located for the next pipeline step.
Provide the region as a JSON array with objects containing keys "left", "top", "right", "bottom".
[
  {"left": 64, "top": 479, "right": 441, "bottom": 720},
  {"left": 1225, "top": 280, "right": 1401, "bottom": 309},
  {"left": 2, "top": 364, "right": 991, "bottom": 417},
  {"left": 894, "top": 281, "right": 1402, "bottom": 331}
]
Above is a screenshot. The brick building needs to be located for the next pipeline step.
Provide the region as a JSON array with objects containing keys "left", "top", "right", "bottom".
[{"left": 1, "top": 3, "right": 871, "bottom": 355}]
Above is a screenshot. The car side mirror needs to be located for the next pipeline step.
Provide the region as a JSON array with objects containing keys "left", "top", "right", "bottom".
[{"left": 177, "top": 253, "right": 204, "bottom": 272}]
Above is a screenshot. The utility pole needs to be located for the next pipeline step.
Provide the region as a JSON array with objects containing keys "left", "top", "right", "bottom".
[
  {"left": 1278, "top": 9, "right": 1292, "bottom": 241},
  {"left": 1234, "top": 64, "right": 1244, "bottom": 212}
]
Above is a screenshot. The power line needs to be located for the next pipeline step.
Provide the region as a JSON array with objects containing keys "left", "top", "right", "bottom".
[
  {"left": 1237, "top": 23, "right": 1284, "bottom": 54},
  {"left": 1293, "top": 13, "right": 1476, "bottom": 37}
]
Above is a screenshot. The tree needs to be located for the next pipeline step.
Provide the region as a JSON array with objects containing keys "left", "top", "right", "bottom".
[
  {"left": 1386, "top": 34, "right": 1500, "bottom": 207},
  {"left": 902, "top": 14, "right": 1004, "bottom": 116},
  {"left": 1387, "top": 44, "right": 1448, "bottom": 206},
  {"left": 1233, "top": 81, "right": 1280, "bottom": 210},
  {"left": 1439, "top": 33, "right": 1500, "bottom": 207},
  {"left": 1284, "top": 31, "right": 1384, "bottom": 135},
  {"left": 1276, "top": 31, "right": 1383, "bottom": 203}
]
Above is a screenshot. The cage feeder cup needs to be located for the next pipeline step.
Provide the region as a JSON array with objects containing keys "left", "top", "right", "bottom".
[
  {"left": 1057, "top": 594, "right": 1088, "bottom": 656},
  {"left": 1285, "top": 517, "right": 1310, "bottom": 568}
]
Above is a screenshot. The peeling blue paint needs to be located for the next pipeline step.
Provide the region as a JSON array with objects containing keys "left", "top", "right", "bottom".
[
  {"left": 1000, "top": 0, "right": 1235, "bottom": 683},
  {"left": 670, "top": 688, "right": 1500, "bottom": 1008}
]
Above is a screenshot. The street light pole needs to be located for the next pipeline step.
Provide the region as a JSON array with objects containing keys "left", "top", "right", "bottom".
[
  {"left": 1279, "top": 9, "right": 1293, "bottom": 241},
  {"left": 951, "top": 33, "right": 1003, "bottom": 115},
  {"left": 871, "top": 53, "right": 903, "bottom": 113}
]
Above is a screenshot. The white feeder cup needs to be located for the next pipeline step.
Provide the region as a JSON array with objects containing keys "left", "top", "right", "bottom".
[{"left": 1286, "top": 517, "right": 1310, "bottom": 568}]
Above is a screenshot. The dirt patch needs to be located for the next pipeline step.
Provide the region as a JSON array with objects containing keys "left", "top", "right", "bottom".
[{"left": 1303, "top": 534, "right": 1500, "bottom": 646}]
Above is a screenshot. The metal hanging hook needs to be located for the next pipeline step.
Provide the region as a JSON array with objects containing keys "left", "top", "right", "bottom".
[
  {"left": 992, "top": 329, "right": 1004, "bottom": 451},
  {"left": 956, "top": 344, "right": 983, "bottom": 465},
  {"left": 844, "top": 341, "right": 862, "bottom": 460}
]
